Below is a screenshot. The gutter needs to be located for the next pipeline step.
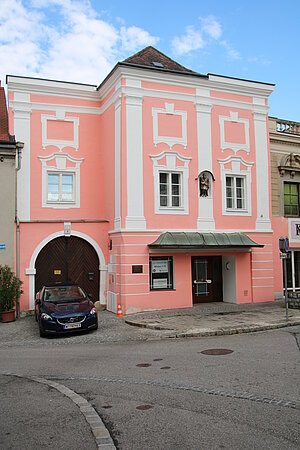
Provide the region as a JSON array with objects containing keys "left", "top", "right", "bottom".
[{"left": 15, "top": 141, "right": 23, "bottom": 318}]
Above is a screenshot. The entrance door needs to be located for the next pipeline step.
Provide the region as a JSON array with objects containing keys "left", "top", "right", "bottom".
[
  {"left": 192, "top": 256, "right": 223, "bottom": 303},
  {"left": 35, "top": 236, "right": 100, "bottom": 301}
]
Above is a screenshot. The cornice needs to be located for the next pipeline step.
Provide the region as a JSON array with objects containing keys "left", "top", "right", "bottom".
[{"left": 7, "top": 76, "right": 99, "bottom": 102}]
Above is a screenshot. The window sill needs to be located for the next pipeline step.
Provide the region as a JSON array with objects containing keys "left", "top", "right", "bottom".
[
  {"left": 156, "top": 207, "right": 188, "bottom": 215},
  {"left": 150, "top": 288, "right": 176, "bottom": 291}
]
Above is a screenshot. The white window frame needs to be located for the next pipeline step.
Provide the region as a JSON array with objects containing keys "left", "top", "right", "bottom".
[
  {"left": 151, "top": 151, "right": 191, "bottom": 215},
  {"left": 225, "top": 175, "right": 246, "bottom": 211},
  {"left": 219, "top": 155, "right": 253, "bottom": 216},
  {"left": 47, "top": 171, "right": 75, "bottom": 204},
  {"left": 159, "top": 172, "right": 182, "bottom": 208},
  {"left": 39, "top": 153, "right": 83, "bottom": 209}
]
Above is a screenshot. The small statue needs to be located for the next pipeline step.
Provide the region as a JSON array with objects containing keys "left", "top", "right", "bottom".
[{"left": 200, "top": 173, "right": 210, "bottom": 197}]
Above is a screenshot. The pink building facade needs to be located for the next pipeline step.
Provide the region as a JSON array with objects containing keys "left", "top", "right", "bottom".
[{"left": 7, "top": 47, "right": 277, "bottom": 314}]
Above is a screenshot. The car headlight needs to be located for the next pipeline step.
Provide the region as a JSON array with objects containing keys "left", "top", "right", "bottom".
[
  {"left": 90, "top": 307, "right": 97, "bottom": 315},
  {"left": 41, "top": 313, "right": 53, "bottom": 321}
]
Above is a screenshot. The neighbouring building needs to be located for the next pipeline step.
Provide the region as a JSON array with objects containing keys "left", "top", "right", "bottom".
[
  {"left": 0, "top": 83, "right": 23, "bottom": 270},
  {"left": 6, "top": 46, "right": 277, "bottom": 314},
  {"left": 269, "top": 117, "right": 300, "bottom": 296}
]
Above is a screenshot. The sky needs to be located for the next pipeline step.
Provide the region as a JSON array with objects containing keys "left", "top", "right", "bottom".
[{"left": 0, "top": 0, "right": 299, "bottom": 121}]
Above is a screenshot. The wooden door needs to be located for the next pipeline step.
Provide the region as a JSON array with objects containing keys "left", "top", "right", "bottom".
[{"left": 35, "top": 236, "right": 100, "bottom": 301}]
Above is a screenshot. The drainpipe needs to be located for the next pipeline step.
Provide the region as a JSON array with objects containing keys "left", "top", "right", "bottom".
[{"left": 15, "top": 141, "right": 23, "bottom": 318}]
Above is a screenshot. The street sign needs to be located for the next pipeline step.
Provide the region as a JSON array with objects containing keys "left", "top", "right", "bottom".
[
  {"left": 280, "top": 253, "right": 288, "bottom": 259},
  {"left": 0, "top": 243, "right": 6, "bottom": 251},
  {"left": 279, "top": 237, "right": 289, "bottom": 253}
]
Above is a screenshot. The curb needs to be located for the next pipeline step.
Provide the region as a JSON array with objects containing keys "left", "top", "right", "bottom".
[
  {"left": 3, "top": 373, "right": 116, "bottom": 450},
  {"left": 125, "top": 318, "right": 300, "bottom": 338}
]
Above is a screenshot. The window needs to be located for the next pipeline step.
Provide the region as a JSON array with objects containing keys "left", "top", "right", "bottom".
[
  {"left": 159, "top": 172, "right": 181, "bottom": 208},
  {"left": 226, "top": 176, "right": 245, "bottom": 210},
  {"left": 47, "top": 172, "right": 74, "bottom": 203},
  {"left": 39, "top": 153, "right": 83, "bottom": 209},
  {"left": 219, "top": 155, "right": 253, "bottom": 216},
  {"left": 151, "top": 151, "right": 190, "bottom": 215},
  {"left": 284, "top": 183, "right": 300, "bottom": 216},
  {"left": 150, "top": 257, "right": 174, "bottom": 290}
]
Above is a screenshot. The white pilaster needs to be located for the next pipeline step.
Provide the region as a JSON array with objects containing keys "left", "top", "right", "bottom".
[
  {"left": 125, "top": 82, "right": 146, "bottom": 230},
  {"left": 253, "top": 100, "right": 271, "bottom": 231},
  {"left": 12, "top": 93, "right": 31, "bottom": 220},
  {"left": 114, "top": 92, "right": 122, "bottom": 231},
  {"left": 195, "top": 89, "right": 215, "bottom": 230}
]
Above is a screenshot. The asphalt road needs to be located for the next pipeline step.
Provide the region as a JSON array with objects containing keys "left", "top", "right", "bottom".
[{"left": 0, "top": 318, "right": 299, "bottom": 449}]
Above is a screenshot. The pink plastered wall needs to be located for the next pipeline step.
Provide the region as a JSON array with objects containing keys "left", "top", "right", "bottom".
[
  {"left": 142, "top": 96, "right": 198, "bottom": 229},
  {"left": 211, "top": 104, "right": 257, "bottom": 230},
  {"left": 248, "top": 232, "right": 274, "bottom": 302}
]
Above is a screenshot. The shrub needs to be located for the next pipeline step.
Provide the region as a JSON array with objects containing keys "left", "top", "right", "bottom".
[{"left": 0, "top": 265, "right": 23, "bottom": 312}]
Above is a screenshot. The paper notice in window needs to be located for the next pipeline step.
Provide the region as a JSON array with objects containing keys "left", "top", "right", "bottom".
[
  {"left": 153, "top": 279, "right": 168, "bottom": 288},
  {"left": 152, "top": 260, "right": 168, "bottom": 273}
]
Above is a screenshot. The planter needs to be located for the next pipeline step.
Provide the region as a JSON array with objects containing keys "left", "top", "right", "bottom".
[{"left": 1, "top": 309, "right": 16, "bottom": 323}]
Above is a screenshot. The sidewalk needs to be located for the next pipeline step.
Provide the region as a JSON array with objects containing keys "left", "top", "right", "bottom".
[{"left": 125, "top": 301, "right": 300, "bottom": 338}]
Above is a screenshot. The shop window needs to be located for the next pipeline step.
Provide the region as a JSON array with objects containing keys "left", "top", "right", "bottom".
[
  {"left": 284, "top": 183, "right": 300, "bottom": 217},
  {"left": 286, "top": 250, "right": 300, "bottom": 290},
  {"left": 149, "top": 257, "right": 174, "bottom": 290}
]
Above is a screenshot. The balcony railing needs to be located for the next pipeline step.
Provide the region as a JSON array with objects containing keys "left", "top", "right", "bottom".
[{"left": 276, "top": 119, "right": 300, "bottom": 135}]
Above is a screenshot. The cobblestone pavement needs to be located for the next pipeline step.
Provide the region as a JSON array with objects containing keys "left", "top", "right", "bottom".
[
  {"left": 1, "top": 301, "right": 300, "bottom": 348},
  {"left": 125, "top": 301, "right": 300, "bottom": 337},
  {"left": 0, "top": 310, "right": 165, "bottom": 348}
]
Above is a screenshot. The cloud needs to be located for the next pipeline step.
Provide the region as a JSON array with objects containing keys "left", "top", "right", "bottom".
[
  {"left": 0, "top": 0, "right": 159, "bottom": 85},
  {"left": 200, "top": 16, "right": 222, "bottom": 39},
  {"left": 172, "top": 26, "right": 205, "bottom": 55},
  {"left": 220, "top": 40, "right": 241, "bottom": 60},
  {"left": 172, "top": 15, "right": 222, "bottom": 55},
  {"left": 120, "top": 26, "right": 159, "bottom": 52}
]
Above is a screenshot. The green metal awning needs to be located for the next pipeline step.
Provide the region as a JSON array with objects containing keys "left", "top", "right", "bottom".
[{"left": 148, "top": 232, "right": 263, "bottom": 249}]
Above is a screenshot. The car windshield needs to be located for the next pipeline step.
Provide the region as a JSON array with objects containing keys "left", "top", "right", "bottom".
[{"left": 44, "top": 286, "right": 86, "bottom": 302}]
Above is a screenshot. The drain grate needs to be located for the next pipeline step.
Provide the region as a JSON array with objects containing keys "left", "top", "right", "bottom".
[
  {"left": 136, "top": 363, "right": 152, "bottom": 367},
  {"left": 160, "top": 366, "right": 171, "bottom": 370},
  {"left": 102, "top": 405, "right": 112, "bottom": 409},
  {"left": 200, "top": 349, "right": 233, "bottom": 356},
  {"left": 153, "top": 358, "right": 163, "bottom": 361}
]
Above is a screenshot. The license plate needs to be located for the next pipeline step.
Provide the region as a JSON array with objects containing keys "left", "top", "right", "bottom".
[{"left": 64, "top": 323, "right": 81, "bottom": 330}]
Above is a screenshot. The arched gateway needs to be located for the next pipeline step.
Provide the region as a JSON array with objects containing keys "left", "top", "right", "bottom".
[
  {"left": 35, "top": 236, "right": 99, "bottom": 301},
  {"left": 26, "top": 231, "right": 107, "bottom": 310}
]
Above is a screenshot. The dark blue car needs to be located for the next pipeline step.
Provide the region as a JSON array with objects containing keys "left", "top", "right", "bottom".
[{"left": 35, "top": 284, "right": 98, "bottom": 337}]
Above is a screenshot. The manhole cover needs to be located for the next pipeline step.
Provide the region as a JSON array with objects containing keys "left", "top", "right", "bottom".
[
  {"left": 136, "top": 404, "right": 153, "bottom": 410},
  {"left": 160, "top": 366, "right": 171, "bottom": 370},
  {"left": 136, "top": 363, "right": 152, "bottom": 367},
  {"left": 153, "top": 358, "right": 163, "bottom": 361},
  {"left": 200, "top": 349, "right": 233, "bottom": 355}
]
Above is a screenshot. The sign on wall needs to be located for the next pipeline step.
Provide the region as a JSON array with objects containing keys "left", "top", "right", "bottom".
[{"left": 288, "top": 219, "right": 300, "bottom": 243}]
